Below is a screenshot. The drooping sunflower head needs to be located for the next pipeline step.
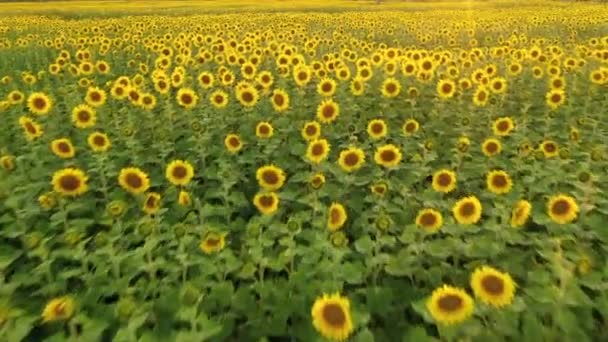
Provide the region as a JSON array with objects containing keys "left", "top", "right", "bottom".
[
  {"left": 256, "top": 165, "right": 286, "bottom": 191},
  {"left": 374, "top": 144, "right": 402, "bottom": 168},
  {"left": 142, "top": 192, "right": 162, "bottom": 215},
  {"left": 52, "top": 168, "right": 88, "bottom": 197},
  {"left": 71, "top": 104, "right": 96, "bottom": 129},
  {"left": 370, "top": 182, "right": 388, "bottom": 197},
  {"left": 482, "top": 138, "right": 502, "bottom": 157},
  {"left": 367, "top": 119, "right": 388, "bottom": 139},
  {"left": 486, "top": 170, "right": 513, "bottom": 195},
  {"left": 50, "top": 138, "right": 76, "bottom": 159},
  {"left": 453, "top": 196, "right": 482, "bottom": 225},
  {"left": 199, "top": 232, "right": 227, "bottom": 255},
  {"left": 42, "top": 296, "right": 75, "bottom": 323},
  {"left": 118, "top": 167, "right": 150, "bottom": 195},
  {"left": 306, "top": 139, "right": 331, "bottom": 165},
  {"left": 338, "top": 147, "right": 366, "bottom": 172},
  {"left": 492, "top": 117, "right": 515, "bottom": 137},
  {"left": 316, "top": 99, "right": 340, "bottom": 124},
  {"left": 87, "top": 132, "right": 111, "bottom": 152},
  {"left": 415, "top": 208, "right": 443, "bottom": 234},
  {"left": 311, "top": 293, "right": 354, "bottom": 342},
  {"left": 224, "top": 134, "right": 243, "bottom": 153},
  {"left": 470, "top": 266, "right": 516, "bottom": 308},
  {"left": 253, "top": 192, "right": 279, "bottom": 215},
  {"left": 402, "top": 119, "right": 420, "bottom": 136},
  {"left": 166, "top": 160, "right": 195, "bottom": 186},
  {"left": 426, "top": 285, "right": 474, "bottom": 325},
  {"left": 547, "top": 194, "right": 579, "bottom": 224},
  {"left": 432, "top": 169, "right": 457, "bottom": 193},
  {"left": 327, "top": 202, "right": 347, "bottom": 232},
  {"left": 510, "top": 199, "right": 532, "bottom": 228},
  {"left": 302, "top": 121, "right": 321, "bottom": 141},
  {"left": 27, "top": 92, "right": 53, "bottom": 115}
]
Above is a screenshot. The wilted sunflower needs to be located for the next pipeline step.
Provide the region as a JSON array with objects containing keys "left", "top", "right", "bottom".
[
  {"left": 482, "top": 138, "right": 502, "bottom": 157},
  {"left": 437, "top": 79, "right": 456, "bottom": 99},
  {"left": 27, "top": 92, "right": 52, "bottom": 115},
  {"left": 316, "top": 99, "right": 340, "bottom": 124},
  {"left": 402, "top": 119, "right": 420, "bottom": 136},
  {"left": 176, "top": 88, "right": 198, "bottom": 109},
  {"left": 166, "top": 160, "right": 195, "bottom": 186},
  {"left": 546, "top": 89, "right": 565, "bottom": 109},
  {"left": 256, "top": 165, "right": 286, "bottom": 191},
  {"left": 374, "top": 144, "right": 402, "bottom": 168},
  {"left": 255, "top": 122, "right": 274, "bottom": 139},
  {"left": 306, "top": 139, "right": 331, "bottom": 164},
  {"left": 415, "top": 208, "right": 443, "bottom": 233},
  {"left": 178, "top": 190, "right": 191, "bottom": 207},
  {"left": 453, "top": 196, "right": 482, "bottom": 225},
  {"left": 253, "top": 192, "right": 279, "bottom": 215},
  {"left": 143, "top": 192, "right": 161, "bottom": 215},
  {"left": 199, "top": 232, "right": 227, "bottom": 254},
  {"left": 486, "top": 170, "right": 513, "bottom": 194},
  {"left": 118, "top": 167, "right": 150, "bottom": 194},
  {"left": 271, "top": 89, "right": 290, "bottom": 112},
  {"left": 87, "top": 132, "right": 111, "bottom": 152},
  {"left": 338, "top": 147, "right": 365, "bottom": 172},
  {"left": 367, "top": 119, "right": 388, "bottom": 139},
  {"left": 470, "top": 266, "right": 516, "bottom": 308},
  {"left": 224, "top": 134, "right": 243, "bottom": 153},
  {"left": 381, "top": 77, "right": 401, "bottom": 98},
  {"left": 52, "top": 168, "right": 88, "bottom": 197},
  {"left": 327, "top": 202, "right": 347, "bottom": 231},
  {"left": 432, "top": 169, "right": 457, "bottom": 193},
  {"left": 540, "top": 140, "right": 559, "bottom": 158},
  {"left": 311, "top": 293, "right": 354, "bottom": 341},
  {"left": 317, "top": 77, "right": 337, "bottom": 97},
  {"left": 71, "top": 104, "right": 96, "bottom": 128},
  {"left": 492, "top": 117, "right": 514, "bottom": 137},
  {"left": 302, "top": 121, "right": 321, "bottom": 141},
  {"left": 511, "top": 200, "right": 532, "bottom": 228},
  {"left": 426, "top": 285, "right": 474, "bottom": 325},
  {"left": 209, "top": 90, "right": 229, "bottom": 109},
  {"left": 85, "top": 87, "right": 107, "bottom": 107},
  {"left": 50, "top": 138, "right": 75, "bottom": 159},
  {"left": 547, "top": 194, "right": 579, "bottom": 224},
  {"left": 42, "top": 296, "right": 75, "bottom": 323}
]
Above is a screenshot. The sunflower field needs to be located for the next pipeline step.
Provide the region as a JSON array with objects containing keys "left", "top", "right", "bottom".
[{"left": 0, "top": 0, "right": 608, "bottom": 341}]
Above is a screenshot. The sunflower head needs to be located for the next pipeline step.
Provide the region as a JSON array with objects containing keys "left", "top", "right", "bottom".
[
  {"left": 199, "top": 232, "right": 227, "bottom": 254},
  {"left": 482, "top": 138, "right": 502, "bottom": 157},
  {"left": 367, "top": 119, "right": 388, "bottom": 139},
  {"left": 426, "top": 285, "right": 474, "bottom": 325},
  {"left": 510, "top": 200, "right": 532, "bottom": 228},
  {"left": 374, "top": 144, "right": 402, "bottom": 168},
  {"left": 316, "top": 99, "right": 340, "bottom": 124},
  {"left": 52, "top": 168, "right": 88, "bottom": 197},
  {"left": 255, "top": 122, "right": 274, "bottom": 139},
  {"left": 547, "top": 194, "right": 579, "bottom": 224},
  {"left": 381, "top": 77, "right": 401, "bottom": 98},
  {"left": 416, "top": 208, "right": 443, "bottom": 233},
  {"left": 492, "top": 117, "right": 515, "bottom": 136},
  {"left": 310, "top": 173, "right": 326, "bottom": 190},
  {"left": 256, "top": 165, "right": 286, "bottom": 191},
  {"left": 253, "top": 192, "right": 279, "bottom": 215},
  {"left": 118, "top": 167, "right": 150, "bottom": 195},
  {"left": 0, "top": 155, "right": 15, "bottom": 171},
  {"left": 302, "top": 121, "right": 321, "bottom": 141},
  {"left": 453, "top": 196, "right": 482, "bottom": 225},
  {"left": 271, "top": 89, "right": 290, "bottom": 112},
  {"left": 432, "top": 169, "right": 457, "bottom": 193},
  {"left": 338, "top": 147, "right": 366, "bottom": 172},
  {"left": 42, "top": 296, "right": 75, "bottom": 323},
  {"left": 306, "top": 139, "right": 331, "bottom": 164},
  {"left": 50, "top": 138, "right": 75, "bottom": 159},
  {"left": 402, "top": 119, "right": 420, "bottom": 136},
  {"left": 224, "top": 134, "right": 243, "bottom": 153},
  {"left": 486, "top": 170, "right": 513, "bottom": 195},
  {"left": 327, "top": 202, "right": 348, "bottom": 231},
  {"left": 27, "top": 92, "right": 53, "bottom": 115},
  {"left": 471, "top": 266, "right": 516, "bottom": 308},
  {"left": 166, "top": 160, "right": 195, "bottom": 186},
  {"left": 311, "top": 293, "right": 354, "bottom": 341},
  {"left": 87, "top": 132, "right": 111, "bottom": 152}
]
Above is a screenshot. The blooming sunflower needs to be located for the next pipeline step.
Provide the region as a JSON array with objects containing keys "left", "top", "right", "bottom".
[
  {"left": 371, "top": 182, "right": 388, "bottom": 196},
  {"left": 453, "top": 196, "right": 482, "bottom": 225},
  {"left": 302, "top": 121, "right": 321, "bottom": 141},
  {"left": 338, "top": 147, "right": 365, "bottom": 172},
  {"left": 486, "top": 170, "right": 513, "bottom": 194},
  {"left": 381, "top": 77, "right": 401, "bottom": 98},
  {"left": 253, "top": 192, "right": 279, "bottom": 215},
  {"left": 317, "top": 77, "right": 337, "bottom": 97},
  {"left": 176, "top": 88, "right": 198, "bottom": 109},
  {"left": 327, "top": 202, "right": 347, "bottom": 231},
  {"left": 166, "top": 160, "right": 195, "bottom": 186},
  {"left": 42, "top": 296, "right": 75, "bottom": 323},
  {"left": 310, "top": 172, "right": 326, "bottom": 190},
  {"left": 87, "top": 132, "right": 111, "bottom": 152},
  {"left": 546, "top": 89, "right": 565, "bottom": 110},
  {"left": 256, "top": 165, "right": 286, "bottom": 191},
  {"left": 118, "top": 167, "right": 150, "bottom": 194},
  {"left": 311, "top": 293, "right": 354, "bottom": 341},
  {"left": 224, "top": 134, "right": 243, "bottom": 153},
  {"left": 178, "top": 190, "right": 191, "bottom": 207},
  {"left": 511, "top": 200, "right": 532, "bottom": 228},
  {"left": 236, "top": 85, "right": 259, "bottom": 108},
  {"left": 540, "top": 140, "right": 559, "bottom": 158},
  {"left": 197, "top": 71, "right": 214, "bottom": 89},
  {"left": 473, "top": 86, "right": 489, "bottom": 106},
  {"left": 50, "top": 138, "right": 75, "bottom": 159},
  {"left": 71, "top": 104, "right": 96, "bottom": 128},
  {"left": 367, "top": 119, "right": 388, "bottom": 139},
  {"left": 316, "top": 99, "right": 340, "bottom": 124},
  {"left": 482, "top": 138, "right": 502, "bottom": 157},
  {"left": 426, "top": 285, "right": 474, "bottom": 325},
  {"left": 547, "top": 194, "right": 579, "bottom": 224},
  {"left": 255, "top": 122, "right": 274, "bottom": 139},
  {"left": 415, "top": 209, "right": 443, "bottom": 233},
  {"left": 143, "top": 192, "right": 161, "bottom": 215},
  {"left": 470, "top": 266, "right": 516, "bottom": 308},
  {"left": 85, "top": 87, "right": 107, "bottom": 107},
  {"left": 27, "top": 92, "right": 52, "bottom": 115},
  {"left": 374, "top": 144, "right": 402, "bottom": 168},
  {"left": 306, "top": 139, "right": 331, "bottom": 164},
  {"left": 350, "top": 78, "right": 365, "bottom": 96},
  {"left": 432, "top": 169, "right": 457, "bottom": 193},
  {"left": 199, "top": 232, "right": 227, "bottom": 254},
  {"left": 492, "top": 117, "right": 515, "bottom": 137},
  {"left": 52, "top": 168, "right": 88, "bottom": 197},
  {"left": 437, "top": 79, "right": 456, "bottom": 99},
  {"left": 209, "top": 90, "right": 229, "bottom": 109},
  {"left": 271, "top": 89, "right": 290, "bottom": 112},
  {"left": 8, "top": 90, "right": 24, "bottom": 104},
  {"left": 402, "top": 119, "right": 420, "bottom": 136},
  {"left": 489, "top": 77, "right": 508, "bottom": 94}
]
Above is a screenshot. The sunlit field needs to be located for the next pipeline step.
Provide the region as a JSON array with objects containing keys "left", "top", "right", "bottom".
[{"left": 0, "top": 0, "right": 607, "bottom": 341}]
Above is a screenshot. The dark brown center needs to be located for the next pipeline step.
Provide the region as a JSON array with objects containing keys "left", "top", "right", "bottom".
[
  {"left": 437, "top": 294, "right": 463, "bottom": 312},
  {"left": 344, "top": 152, "right": 359, "bottom": 167},
  {"left": 125, "top": 173, "right": 143, "bottom": 188},
  {"left": 551, "top": 199, "right": 570, "bottom": 215},
  {"left": 60, "top": 174, "right": 81, "bottom": 191},
  {"left": 322, "top": 303, "right": 346, "bottom": 327},
  {"left": 481, "top": 275, "right": 505, "bottom": 295},
  {"left": 459, "top": 202, "right": 476, "bottom": 217}
]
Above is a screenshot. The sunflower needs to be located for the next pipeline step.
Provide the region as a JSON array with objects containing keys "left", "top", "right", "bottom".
[
  {"left": 486, "top": 170, "right": 513, "bottom": 195},
  {"left": 19, "top": 116, "right": 43, "bottom": 141},
  {"left": 547, "top": 194, "right": 579, "bottom": 224},
  {"left": 118, "top": 167, "right": 150, "bottom": 194},
  {"left": 350, "top": 78, "right": 365, "bottom": 96},
  {"left": 111, "top": 83, "right": 129, "bottom": 99},
  {"left": 306, "top": 139, "right": 331, "bottom": 164},
  {"left": 293, "top": 65, "right": 312, "bottom": 87},
  {"left": 140, "top": 93, "right": 157, "bottom": 111},
  {"left": 209, "top": 90, "right": 229, "bottom": 109},
  {"left": 178, "top": 190, "right": 191, "bottom": 207},
  {"left": 153, "top": 79, "right": 170, "bottom": 95},
  {"left": 437, "top": 79, "right": 456, "bottom": 99},
  {"left": 453, "top": 196, "right": 482, "bottom": 225},
  {"left": 50, "top": 138, "right": 75, "bottom": 159},
  {"left": 338, "top": 147, "right": 365, "bottom": 172},
  {"left": 489, "top": 77, "right": 508, "bottom": 94},
  {"left": 316, "top": 99, "right": 340, "bottom": 124},
  {"left": 42, "top": 296, "right": 75, "bottom": 323},
  {"left": 482, "top": 138, "right": 502, "bottom": 157},
  {"left": 176, "top": 88, "right": 198, "bottom": 109},
  {"left": 510, "top": 200, "right": 532, "bottom": 228},
  {"left": 52, "top": 168, "right": 88, "bottom": 197},
  {"left": 540, "top": 140, "right": 559, "bottom": 158},
  {"left": 197, "top": 71, "right": 215, "bottom": 89},
  {"left": 310, "top": 173, "right": 326, "bottom": 189},
  {"left": 492, "top": 117, "right": 514, "bottom": 137},
  {"left": 317, "top": 77, "right": 337, "bottom": 97},
  {"left": 253, "top": 192, "right": 279, "bottom": 215},
  {"left": 311, "top": 293, "right": 354, "bottom": 341},
  {"left": 0, "top": 155, "right": 15, "bottom": 171},
  {"left": 166, "top": 160, "right": 195, "bottom": 186},
  {"left": 473, "top": 86, "right": 489, "bottom": 106},
  {"left": 432, "top": 169, "right": 457, "bottom": 193},
  {"left": 381, "top": 77, "right": 401, "bottom": 98},
  {"left": 402, "top": 119, "right": 420, "bottom": 136},
  {"left": 374, "top": 144, "right": 402, "bottom": 168},
  {"left": 371, "top": 182, "right": 388, "bottom": 196},
  {"left": 256, "top": 71, "right": 274, "bottom": 89},
  {"left": 87, "top": 132, "right": 111, "bottom": 152},
  {"left": 302, "top": 121, "right": 321, "bottom": 141},
  {"left": 256, "top": 122, "right": 274, "bottom": 139},
  {"left": 271, "top": 89, "right": 290, "bottom": 112},
  {"left": 71, "top": 104, "right": 96, "bottom": 129},
  {"left": 8, "top": 90, "right": 24, "bottom": 104},
  {"left": 85, "top": 87, "right": 107, "bottom": 107},
  {"left": 256, "top": 165, "right": 286, "bottom": 191},
  {"left": 199, "top": 232, "right": 227, "bottom": 254},
  {"left": 27, "top": 92, "right": 52, "bottom": 115},
  {"left": 38, "top": 192, "right": 57, "bottom": 210},
  {"left": 327, "top": 202, "right": 347, "bottom": 231},
  {"left": 143, "top": 192, "right": 161, "bottom": 215},
  {"left": 546, "top": 89, "right": 565, "bottom": 110},
  {"left": 225, "top": 134, "right": 243, "bottom": 153},
  {"left": 470, "top": 266, "right": 516, "bottom": 308},
  {"left": 426, "top": 285, "right": 474, "bottom": 325},
  {"left": 367, "top": 119, "right": 388, "bottom": 139},
  {"left": 236, "top": 86, "right": 259, "bottom": 108},
  {"left": 415, "top": 209, "right": 443, "bottom": 233}
]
